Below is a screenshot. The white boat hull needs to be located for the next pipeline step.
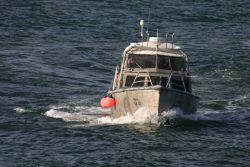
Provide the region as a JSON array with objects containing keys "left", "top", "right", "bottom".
[{"left": 109, "top": 86, "right": 199, "bottom": 119}]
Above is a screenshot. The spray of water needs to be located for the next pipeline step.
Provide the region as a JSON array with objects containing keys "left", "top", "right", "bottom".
[
  {"left": 43, "top": 102, "right": 250, "bottom": 126},
  {"left": 44, "top": 106, "right": 101, "bottom": 123},
  {"left": 14, "top": 107, "right": 35, "bottom": 113},
  {"left": 44, "top": 106, "right": 159, "bottom": 125},
  {"left": 95, "top": 107, "right": 159, "bottom": 125}
]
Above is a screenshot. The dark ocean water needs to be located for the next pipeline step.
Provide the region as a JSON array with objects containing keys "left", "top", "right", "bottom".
[{"left": 0, "top": 0, "right": 250, "bottom": 166}]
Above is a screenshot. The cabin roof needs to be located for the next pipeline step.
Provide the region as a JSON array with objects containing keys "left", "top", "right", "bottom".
[
  {"left": 128, "top": 42, "right": 184, "bottom": 57},
  {"left": 129, "top": 49, "right": 183, "bottom": 57}
]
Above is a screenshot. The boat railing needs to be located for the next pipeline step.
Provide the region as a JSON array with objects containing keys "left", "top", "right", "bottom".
[
  {"left": 129, "top": 70, "right": 187, "bottom": 92},
  {"left": 112, "top": 65, "right": 119, "bottom": 90},
  {"left": 167, "top": 71, "right": 186, "bottom": 92},
  {"left": 129, "top": 59, "right": 153, "bottom": 87},
  {"left": 131, "top": 70, "right": 153, "bottom": 87},
  {"left": 166, "top": 72, "right": 173, "bottom": 88}
]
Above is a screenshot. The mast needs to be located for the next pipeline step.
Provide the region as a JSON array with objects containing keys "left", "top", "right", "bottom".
[{"left": 140, "top": 20, "right": 144, "bottom": 46}]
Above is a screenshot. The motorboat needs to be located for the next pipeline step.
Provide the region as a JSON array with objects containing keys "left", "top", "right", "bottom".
[{"left": 100, "top": 20, "right": 199, "bottom": 123}]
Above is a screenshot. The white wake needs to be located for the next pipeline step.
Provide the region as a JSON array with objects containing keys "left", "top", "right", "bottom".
[
  {"left": 44, "top": 104, "right": 250, "bottom": 126},
  {"left": 95, "top": 107, "right": 158, "bottom": 125},
  {"left": 44, "top": 106, "right": 159, "bottom": 125},
  {"left": 44, "top": 106, "right": 101, "bottom": 123}
]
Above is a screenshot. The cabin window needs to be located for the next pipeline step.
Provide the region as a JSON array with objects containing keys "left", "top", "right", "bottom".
[
  {"left": 157, "top": 56, "right": 186, "bottom": 71},
  {"left": 125, "top": 76, "right": 145, "bottom": 87},
  {"left": 161, "top": 77, "right": 168, "bottom": 87},
  {"left": 127, "top": 54, "right": 156, "bottom": 68},
  {"left": 133, "top": 76, "right": 145, "bottom": 87},
  {"left": 184, "top": 78, "right": 192, "bottom": 93},
  {"left": 171, "top": 76, "right": 185, "bottom": 91},
  {"left": 157, "top": 56, "right": 171, "bottom": 70},
  {"left": 125, "top": 76, "right": 135, "bottom": 87},
  {"left": 149, "top": 76, "right": 160, "bottom": 86},
  {"left": 170, "top": 57, "right": 186, "bottom": 71},
  {"left": 147, "top": 76, "right": 168, "bottom": 87}
]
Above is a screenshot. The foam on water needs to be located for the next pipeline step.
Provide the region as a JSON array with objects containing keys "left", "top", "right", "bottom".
[
  {"left": 14, "top": 107, "right": 34, "bottom": 113},
  {"left": 159, "top": 107, "right": 250, "bottom": 126},
  {"left": 44, "top": 103, "right": 250, "bottom": 126},
  {"left": 44, "top": 106, "right": 159, "bottom": 125},
  {"left": 14, "top": 107, "right": 27, "bottom": 113},
  {"left": 160, "top": 108, "right": 205, "bottom": 121},
  {"left": 201, "top": 109, "right": 250, "bottom": 122},
  {"left": 45, "top": 109, "right": 95, "bottom": 122},
  {"left": 44, "top": 105, "right": 101, "bottom": 122},
  {"left": 95, "top": 107, "right": 159, "bottom": 125},
  {"left": 225, "top": 93, "right": 250, "bottom": 111}
]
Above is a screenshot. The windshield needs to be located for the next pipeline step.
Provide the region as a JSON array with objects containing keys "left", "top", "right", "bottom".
[
  {"left": 157, "top": 56, "right": 171, "bottom": 70},
  {"left": 170, "top": 57, "right": 186, "bottom": 71},
  {"left": 127, "top": 54, "right": 186, "bottom": 71},
  {"left": 127, "top": 54, "right": 156, "bottom": 68},
  {"left": 157, "top": 55, "right": 186, "bottom": 71}
]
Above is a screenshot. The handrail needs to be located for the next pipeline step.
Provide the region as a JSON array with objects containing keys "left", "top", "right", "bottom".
[
  {"left": 112, "top": 65, "right": 119, "bottom": 90},
  {"left": 166, "top": 72, "right": 173, "bottom": 88},
  {"left": 130, "top": 70, "right": 187, "bottom": 91},
  {"left": 131, "top": 67, "right": 153, "bottom": 87},
  {"left": 167, "top": 71, "right": 186, "bottom": 91},
  {"left": 146, "top": 71, "right": 153, "bottom": 86}
]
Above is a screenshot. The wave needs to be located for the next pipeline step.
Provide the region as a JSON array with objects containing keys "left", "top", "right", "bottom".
[
  {"left": 44, "top": 106, "right": 101, "bottom": 123},
  {"left": 14, "top": 107, "right": 35, "bottom": 113},
  {"left": 225, "top": 93, "right": 250, "bottom": 111},
  {"left": 200, "top": 109, "right": 250, "bottom": 122},
  {"left": 44, "top": 106, "right": 159, "bottom": 125},
  {"left": 165, "top": 107, "right": 250, "bottom": 122},
  {"left": 44, "top": 104, "right": 250, "bottom": 127},
  {"left": 95, "top": 107, "right": 159, "bottom": 125}
]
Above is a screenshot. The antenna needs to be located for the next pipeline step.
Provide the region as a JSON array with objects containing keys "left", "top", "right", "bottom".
[
  {"left": 140, "top": 20, "right": 144, "bottom": 46},
  {"left": 156, "top": 29, "right": 159, "bottom": 49},
  {"left": 146, "top": 8, "right": 151, "bottom": 42},
  {"left": 146, "top": 30, "right": 149, "bottom": 47},
  {"left": 157, "top": 29, "right": 159, "bottom": 41},
  {"left": 171, "top": 33, "right": 174, "bottom": 49},
  {"left": 166, "top": 32, "right": 175, "bottom": 49},
  {"left": 166, "top": 33, "right": 168, "bottom": 49}
]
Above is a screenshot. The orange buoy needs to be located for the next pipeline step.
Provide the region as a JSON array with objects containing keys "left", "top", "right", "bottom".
[{"left": 100, "top": 96, "right": 116, "bottom": 108}]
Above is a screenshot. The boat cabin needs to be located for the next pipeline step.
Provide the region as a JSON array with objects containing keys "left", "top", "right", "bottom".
[
  {"left": 113, "top": 37, "right": 192, "bottom": 93},
  {"left": 126, "top": 53, "right": 186, "bottom": 71}
]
